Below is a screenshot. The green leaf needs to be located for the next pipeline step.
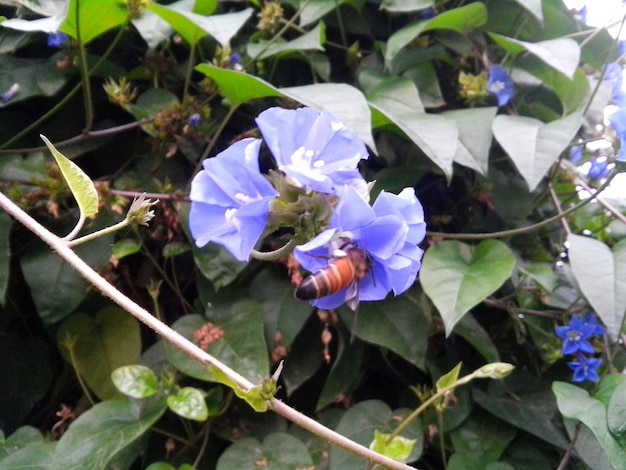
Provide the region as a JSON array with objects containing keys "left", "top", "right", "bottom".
[
  {"left": 492, "top": 112, "right": 582, "bottom": 191},
  {"left": 369, "top": 430, "right": 416, "bottom": 463},
  {"left": 368, "top": 77, "right": 457, "bottom": 177},
  {"left": 0, "top": 426, "right": 45, "bottom": 458},
  {"left": 208, "top": 363, "right": 276, "bottom": 412},
  {"left": 195, "top": 64, "right": 283, "bottom": 107},
  {"left": 247, "top": 22, "right": 326, "bottom": 60},
  {"left": 195, "top": 65, "right": 375, "bottom": 151},
  {"left": 519, "top": 262, "right": 558, "bottom": 293},
  {"left": 316, "top": 339, "right": 365, "bottom": 411},
  {"left": 441, "top": 107, "right": 498, "bottom": 174},
  {"left": 420, "top": 240, "right": 516, "bottom": 336},
  {"left": 436, "top": 362, "right": 462, "bottom": 391},
  {"left": 453, "top": 314, "right": 500, "bottom": 363},
  {"left": 607, "top": 380, "right": 626, "bottom": 438},
  {"left": 472, "top": 371, "right": 570, "bottom": 449},
  {"left": 489, "top": 34, "right": 580, "bottom": 79},
  {"left": 514, "top": 0, "right": 543, "bottom": 21},
  {"left": 111, "top": 365, "right": 159, "bottom": 399},
  {"left": 60, "top": 0, "right": 129, "bottom": 44},
  {"left": 0, "top": 212, "right": 10, "bottom": 306},
  {"left": 216, "top": 433, "right": 314, "bottom": 469},
  {"left": 553, "top": 381, "right": 626, "bottom": 469},
  {"left": 0, "top": 441, "right": 57, "bottom": 468},
  {"left": 381, "top": 0, "right": 435, "bottom": 13},
  {"left": 112, "top": 238, "right": 141, "bottom": 259},
  {"left": 162, "top": 242, "right": 191, "bottom": 258},
  {"left": 146, "top": 3, "right": 253, "bottom": 46},
  {"left": 449, "top": 411, "right": 516, "bottom": 465},
  {"left": 344, "top": 289, "right": 430, "bottom": 369},
  {"left": 50, "top": 400, "right": 167, "bottom": 469},
  {"left": 385, "top": 3, "right": 487, "bottom": 68},
  {"left": 41, "top": 135, "right": 99, "bottom": 218},
  {"left": 330, "top": 400, "right": 423, "bottom": 469},
  {"left": 0, "top": 56, "right": 68, "bottom": 105},
  {"left": 567, "top": 234, "right": 626, "bottom": 339},
  {"left": 168, "top": 301, "right": 268, "bottom": 383},
  {"left": 167, "top": 387, "right": 209, "bottom": 421},
  {"left": 249, "top": 267, "right": 312, "bottom": 349},
  {"left": 57, "top": 306, "right": 141, "bottom": 400}
]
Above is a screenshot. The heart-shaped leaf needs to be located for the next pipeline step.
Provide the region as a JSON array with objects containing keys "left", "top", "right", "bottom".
[
  {"left": 166, "top": 387, "right": 209, "bottom": 421},
  {"left": 567, "top": 234, "right": 626, "bottom": 339},
  {"left": 420, "top": 240, "right": 516, "bottom": 335},
  {"left": 492, "top": 112, "right": 582, "bottom": 191},
  {"left": 246, "top": 22, "right": 326, "bottom": 60},
  {"left": 216, "top": 433, "right": 314, "bottom": 469},
  {"left": 111, "top": 365, "right": 158, "bottom": 399},
  {"left": 57, "top": 306, "right": 141, "bottom": 400}
]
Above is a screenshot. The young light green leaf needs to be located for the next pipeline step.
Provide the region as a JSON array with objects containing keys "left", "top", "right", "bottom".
[
  {"left": 166, "top": 387, "right": 209, "bottom": 421},
  {"left": 40, "top": 135, "right": 99, "bottom": 218},
  {"left": 112, "top": 239, "right": 141, "bottom": 259},
  {"left": 208, "top": 364, "right": 271, "bottom": 412},
  {"left": 436, "top": 362, "right": 463, "bottom": 391},
  {"left": 60, "top": 0, "right": 128, "bottom": 44},
  {"left": 369, "top": 430, "right": 416, "bottom": 463},
  {"left": 567, "top": 234, "right": 626, "bottom": 340},
  {"left": 112, "top": 365, "right": 159, "bottom": 399},
  {"left": 420, "top": 240, "right": 516, "bottom": 335},
  {"left": 492, "top": 112, "right": 583, "bottom": 191}
]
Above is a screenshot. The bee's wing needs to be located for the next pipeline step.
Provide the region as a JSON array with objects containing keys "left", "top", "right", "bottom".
[{"left": 344, "top": 279, "right": 360, "bottom": 311}]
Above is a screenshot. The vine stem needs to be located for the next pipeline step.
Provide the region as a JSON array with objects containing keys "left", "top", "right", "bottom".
[{"left": 0, "top": 190, "right": 415, "bottom": 470}]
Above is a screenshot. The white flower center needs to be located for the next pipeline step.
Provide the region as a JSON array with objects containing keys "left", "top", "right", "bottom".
[
  {"left": 489, "top": 81, "right": 505, "bottom": 93},
  {"left": 225, "top": 207, "right": 237, "bottom": 221}
]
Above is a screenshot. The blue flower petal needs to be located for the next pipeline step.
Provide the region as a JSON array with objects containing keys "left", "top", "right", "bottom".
[{"left": 487, "top": 65, "right": 514, "bottom": 107}]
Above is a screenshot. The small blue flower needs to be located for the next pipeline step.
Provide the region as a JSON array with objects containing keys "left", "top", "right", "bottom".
[
  {"left": 189, "top": 138, "right": 278, "bottom": 261},
  {"left": 486, "top": 65, "right": 514, "bottom": 107},
  {"left": 293, "top": 185, "right": 425, "bottom": 309},
  {"left": 0, "top": 83, "right": 20, "bottom": 103},
  {"left": 569, "top": 145, "right": 582, "bottom": 164},
  {"left": 587, "top": 157, "right": 610, "bottom": 179},
  {"left": 568, "top": 353, "right": 602, "bottom": 382},
  {"left": 555, "top": 315, "right": 596, "bottom": 355},
  {"left": 255, "top": 107, "right": 369, "bottom": 198},
  {"left": 188, "top": 113, "right": 200, "bottom": 127},
  {"left": 574, "top": 6, "right": 587, "bottom": 24},
  {"left": 47, "top": 32, "right": 68, "bottom": 48},
  {"left": 608, "top": 107, "right": 626, "bottom": 162},
  {"left": 580, "top": 312, "right": 606, "bottom": 336}
]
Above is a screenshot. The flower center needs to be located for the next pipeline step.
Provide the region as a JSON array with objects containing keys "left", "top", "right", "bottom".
[
  {"left": 489, "top": 81, "right": 505, "bottom": 93},
  {"left": 567, "top": 330, "right": 582, "bottom": 342}
]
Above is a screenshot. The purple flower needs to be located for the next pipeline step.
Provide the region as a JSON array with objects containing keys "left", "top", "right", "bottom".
[
  {"left": 568, "top": 353, "right": 602, "bottom": 382},
  {"left": 569, "top": 145, "right": 582, "bottom": 164},
  {"left": 188, "top": 113, "right": 200, "bottom": 127},
  {"left": 293, "top": 185, "right": 425, "bottom": 309},
  {"left": 189, "top": 138, "right": 278, "bottom": 261},
  {"left": 47, "top": 32, "right": 68, "bottom": 48},
  {"left": 608, "top": 107, "right": 626, "bottom": 162},
  {"left": 486, "top": 65, "right": 514, "bottom": 107},
  {"left": 255, "top": 107, "right": 369, "bottom": 198},
  {"left": 587, "top": 157, "right": 610, "bottom": 179},
  {"left": 604, "top": 63, "right": 626, "bottom": 107},
  {"left": 0, "top": 83, "right": 19, "bottom": 103},
  {"left": 555, "top": 315, "right": 596, "bottom": 355}
]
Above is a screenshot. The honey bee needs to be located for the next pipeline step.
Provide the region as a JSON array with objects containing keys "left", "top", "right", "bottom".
[{"left": 294, "top": 237, "right": 370, "bottom": 310}]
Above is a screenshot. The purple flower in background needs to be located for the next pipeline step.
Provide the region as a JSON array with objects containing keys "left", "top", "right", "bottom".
[
  {"left": 293, "top": 185, "right": 425, "bottom": 309},
  {"left": 47, "top": 32, "right": 68, "bottom": 47},
  {"left": 569, "top": 145, "right": 582, "bottom": 164},
  {"left": 189, "top": 138, "right": 278, "bottom": 261},
  {"left": 256, "top": 107, "right": 369, "bottom": 198},
  {"left": 604, "top": 63, "right": 626, "bottom": 107},
  {"left": 608, "top": 107, "right": 626, "bottom": 162},
  {"left": 587, "top": 157, "right": 610, "bottom": 179},
  {"left": 486, "top": 65, "right": 514, "bottom": 107},
  {"left": 188, "top": 113, "right": 200, "bottom": 127},
  {"left": 568, "top": 354, "right": 602, "bottom": 382}
]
